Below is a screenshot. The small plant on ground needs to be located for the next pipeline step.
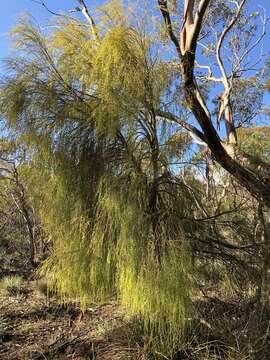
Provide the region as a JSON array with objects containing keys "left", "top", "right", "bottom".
[{"left": 0, "top": 275, "right": 24, "bottom": 296}]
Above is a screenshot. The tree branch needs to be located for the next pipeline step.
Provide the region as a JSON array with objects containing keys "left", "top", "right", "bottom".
[
  {"left": 30, "top": 0, "right": 65, "bottom": 17},
  {"left": 76, "top": 0, "right": 98, "bottom": 40},
  {"left": 158, "top": 1, "right": 181, "bottom": 56},
  {"left": 216, "top": 0, "right": 247, "bottom": 86},
  {"left": 156, "top": 109, "right": 207, "bottom": 144},
  {"left": 181, "top": 0, "right": 210, "bottom": 55},
  {"left": 216, "top": 0, "right": 247, "bottom": 146},
  {"left": 158, "top": 0, "right": 270, "bottom": 207}
]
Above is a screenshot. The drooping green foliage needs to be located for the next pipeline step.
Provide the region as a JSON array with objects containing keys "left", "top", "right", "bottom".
[
  {"left": 0, "top": 4, "right": 196, "bottom": 353},
  {"left": 39, "top": 170, "right": 194, "bottom": 352},
  {"left": 1, "top": 1, "right": 270, "bottom": 359},
  {"left": 2, "top": 2, "right": 270, "bottom": 358}
]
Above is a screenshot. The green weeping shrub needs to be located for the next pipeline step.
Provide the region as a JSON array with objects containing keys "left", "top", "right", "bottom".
[
  {"left": 0, "top": 3, "right": 195, "bottom": 354},
  {"left": 40, "top": 174, "right": 194, "bottom": 353}
]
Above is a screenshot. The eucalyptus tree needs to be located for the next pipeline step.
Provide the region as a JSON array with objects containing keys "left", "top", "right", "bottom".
[{"left": 156, "top": 0, "right": 270, "bottom": 207}]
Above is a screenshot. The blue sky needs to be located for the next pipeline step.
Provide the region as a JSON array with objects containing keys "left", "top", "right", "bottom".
[{"left": 0, "top": 0, "right": 106, "bottom": 60}]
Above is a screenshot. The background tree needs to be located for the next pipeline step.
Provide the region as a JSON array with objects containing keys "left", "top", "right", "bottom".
[{"left": 0, "top": 140, "right": 44, "bottom": 271}]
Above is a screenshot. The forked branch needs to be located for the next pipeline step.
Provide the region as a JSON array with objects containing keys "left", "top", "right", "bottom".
[{"left": 181, "top": 0, "right": 210, "bottom": 56}]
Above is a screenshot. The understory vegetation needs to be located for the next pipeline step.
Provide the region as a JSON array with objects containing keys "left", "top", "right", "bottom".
[{"left": 0, "top": 1, "right": 270, "bottom": 359}]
